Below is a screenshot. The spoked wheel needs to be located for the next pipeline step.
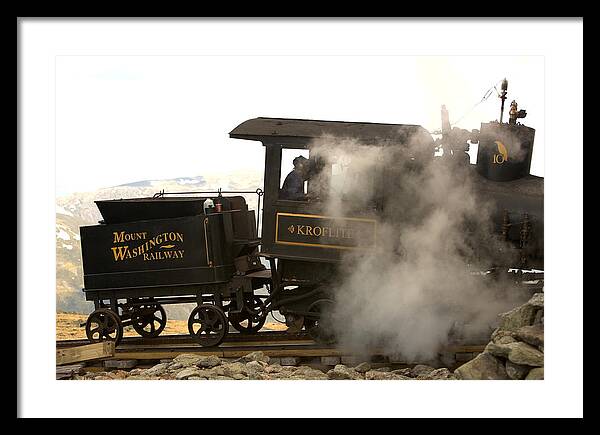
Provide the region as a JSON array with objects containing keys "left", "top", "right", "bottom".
[
  {"left": 131, "top": 304, "right": 167, "bottom": 338},
  {"left": 228, "top": 295, "right": 267, "bottom": 334},
  {"left": 305, "top": 299, "right": 336, "bottom": 344},
  {"left": 85, "top": 308, "right": 123, "bottom": 345},
  {"left": 188, "top": 304, "right": 229, "bottom": 347}
]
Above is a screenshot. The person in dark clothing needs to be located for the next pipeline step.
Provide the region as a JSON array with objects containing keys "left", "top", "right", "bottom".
[{"left": 280, "top": 155, "right": 309, "bottom": 200}]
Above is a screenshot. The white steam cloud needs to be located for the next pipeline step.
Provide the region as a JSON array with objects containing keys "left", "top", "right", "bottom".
[{"left": 307, "top": 133, "right": 528, "bottom": 362}]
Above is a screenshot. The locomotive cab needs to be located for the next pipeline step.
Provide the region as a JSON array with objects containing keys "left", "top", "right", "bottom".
[{"left": 230, "top": 117, "right": 436, "bottom": 333}]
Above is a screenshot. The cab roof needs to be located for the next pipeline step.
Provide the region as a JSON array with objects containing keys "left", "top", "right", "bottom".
[{"left": 229, "top": 117, "right": 434, "bottom": 146}]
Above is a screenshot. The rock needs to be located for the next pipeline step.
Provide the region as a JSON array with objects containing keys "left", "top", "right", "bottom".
[
  {"left": 196, "top": 355, "right": 222, "bottom": 368},
  {"left": 128, "top": 368, "right": 144, "bottom": 376},
  {"left": 172, "top": 354, "right": 202, "bottom": 367},
  {"left": 144, "top": 363, "right": 169, "bottom": 377},
  {"left": 107, "top": 370, "right": 129, "bottom": 380},
  {"left": 515, "top": 323, "right": 544, "bottom": 348},
  {"left": 534, "top": 309, "right": 544, "bottom": 325},
  {"left": 222, "top": 362, "right": 248, "bottom": 377},
  {"left": 232, "top": 373, "right": 247, "bottom": 380},
  {"left": 420, "top": 368, "right": 456, "bottom": 380},
  {"left": 505, "top": 361, "right": 530, "bottom": 380},
  {"left": 354, "top": 362, "right": 372, "bottom": 373},
  {"left": 327, "top": 364, "right": 363, "bottom": 380},
  {"left": 291, "top": 366, "right": 328, "bottom": 380},
  {"left": 391, "top": 368, "right": 412, "bottom": 377},
  {"left": 410, "top": 364, "right": 435, "bottom": 378},
  {"left": 214, "top": 376, "right": 234, "bottom": 380},
  {"left": 201, "top": 366, "right": 226, "bottom": 378},
  {"left": 175, "top": 367, "right": 203, "bottom": 380},
  {"left": 498, "top": 304, "right": 539, "bottom": 331},
  {"left": 491, "top": 328, "right": 516, "bottom": 343},
  {"left": 94, "top": 375, "right": 112, "bottom": 380},
  {"left": 454, "top": 353, "right": 509, "bottom": 380},
  {"left": 264, "top": 364, "right": 283, "bottom": 374},
  {"left": 485, "top": 342, "right": 511, "bottom": 358},
  {"left": 525, "top": 367, "right": 544, "bottom": 380},
  {"left": 245, "top": 361, "right": 265, "bottom": 374},
  {"left": 127, "top": 375, "right": 153, "bottom": 380},
  {"left": 280, "top": 357, "right": 300, "bottom": 366},
  {"left": 365, "top": 370, "right": 411, "bottom": 380},
  {"left": 505, "top": 342, "right": 544, "bottom": 367},
  {"left": 187, "top": 376, "right": 207, "bottom": 380},
  {"left": 527, "top": 292, "right": 544, "bottom": 308},
  {"left": 240, "top": 351, "right": 270, "bottom": 364},
  {"left": 374, "top": 367, "right": 391, "bottom": 372}
]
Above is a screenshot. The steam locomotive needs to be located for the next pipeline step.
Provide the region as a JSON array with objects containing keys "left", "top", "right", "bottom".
[{"left": 78, "top": 79, "right": 543, "bottom": 346}]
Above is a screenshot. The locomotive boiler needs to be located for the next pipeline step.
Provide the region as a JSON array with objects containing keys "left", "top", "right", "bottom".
[{"left": 78, "top": 78, "right": 543, "bottom": 346}]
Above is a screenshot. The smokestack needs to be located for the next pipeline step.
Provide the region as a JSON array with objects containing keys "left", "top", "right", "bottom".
[{"left": 499, "top": 78, "right": 508, "bottom": 123}]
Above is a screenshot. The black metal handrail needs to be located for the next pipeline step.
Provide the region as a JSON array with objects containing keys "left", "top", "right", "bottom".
[{"left": 152, "top": 188, "right": 264, "bottom": 237}]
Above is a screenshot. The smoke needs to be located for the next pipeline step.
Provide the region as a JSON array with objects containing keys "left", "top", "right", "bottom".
[{"left": 307, "top": 133, "right": 527, "bottom": 362}]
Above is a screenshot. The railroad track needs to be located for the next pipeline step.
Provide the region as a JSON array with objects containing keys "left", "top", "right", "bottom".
[
  {"left": 56, "top": 331, "right": 310, "bottom": 348},
  {"left": 57, "top": 331, "right": 486, "bottom": 363}
]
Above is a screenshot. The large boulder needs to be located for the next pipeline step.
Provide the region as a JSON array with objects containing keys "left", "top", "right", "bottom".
[
  {"left": 525, "top": 367, "right": 544, "bottom": 380},
  {"left": 505, "top": 361, "right": 530, "bottom": 380},
  {"left": 505, "top": 342, "right": 544, "bottom": 367},
  {"left": 454, "top": 353, "right": 509, "bottom": 380},
  {"left": 498, "top": 305, "right": 539, "bottom": 332},
  {"left": 515, "top": 323, "right": 544, "bottom": 348},
  {"left": 527, "top": 293, "right": 544, "bottom": 308}
]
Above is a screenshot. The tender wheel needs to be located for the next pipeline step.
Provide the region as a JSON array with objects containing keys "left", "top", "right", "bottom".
[
  {"left": 131, "top": 304, "right": 167, "bottom": 338},
  {"left": 85, "top": 308, "right": 123, "bottom": 345},
  {"left": 228, "top": 295, "right": 267, "bottom": 334},
  {"left": 188, "top": 304, "right": 229, "bottom": 347},
  {"left": 305, "top": 299, "right": 336, "bottom": 344}
]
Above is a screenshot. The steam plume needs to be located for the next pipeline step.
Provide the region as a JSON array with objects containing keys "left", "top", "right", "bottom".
[{"left": 308, "top": 133, "right": 527, "bottom": 362}]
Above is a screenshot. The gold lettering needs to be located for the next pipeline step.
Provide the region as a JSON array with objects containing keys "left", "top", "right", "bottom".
[
  {"left": 313, "top": 226, "right": 322, "bottom": 237},
  {"left": 306, "top": 226, "right": 313, "bottom": 236},
  {"left": 111, "top": 246, "right": 129, "bottom": 261},
  {"left": 113, "top": 232, "right": 125, "bottom": 243},
  {"left": 297, "top": 225, "right": 306, "bottom": 235}
]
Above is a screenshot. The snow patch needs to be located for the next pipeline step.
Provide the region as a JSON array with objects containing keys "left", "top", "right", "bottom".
[
  {"left": 56, "top": 205, "right": 73, "bottom": 216},
  {"left": 56, "top": 229, "right": 71, "bottom": 241}
]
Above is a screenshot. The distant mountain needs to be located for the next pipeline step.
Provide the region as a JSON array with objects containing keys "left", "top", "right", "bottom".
[{"left": 56, "top": 170, "right": 264, "bottom": 319}]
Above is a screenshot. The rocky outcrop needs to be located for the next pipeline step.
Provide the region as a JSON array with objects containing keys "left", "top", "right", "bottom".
[{"left": 455, "top": 291, "right": 544, "bottom": 380}]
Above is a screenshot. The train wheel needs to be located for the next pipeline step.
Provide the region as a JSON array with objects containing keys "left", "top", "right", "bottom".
[
  {"left": 131, "top": 304, "right": 167, "bottom": 338},
  {"left": 188, "top": 304, "right": 228, "bottom": 347},
  {"left": 228, "top": 295, "right": 266, "bottom": 334},
  {"left": 85, "top": 308, "right": 123, "bottom": 345},
  {"left": 305, "top": 299, "right": 336, "bottom": 344}
]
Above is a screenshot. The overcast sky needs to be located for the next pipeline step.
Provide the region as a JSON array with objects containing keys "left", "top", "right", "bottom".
[{"left": 55, "top": 54, "right": 544, "bottom": 196}]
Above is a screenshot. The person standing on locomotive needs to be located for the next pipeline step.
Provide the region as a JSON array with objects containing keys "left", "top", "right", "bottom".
[{"left": 280, "top": 155, "right": 311, "bottom": 200}]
